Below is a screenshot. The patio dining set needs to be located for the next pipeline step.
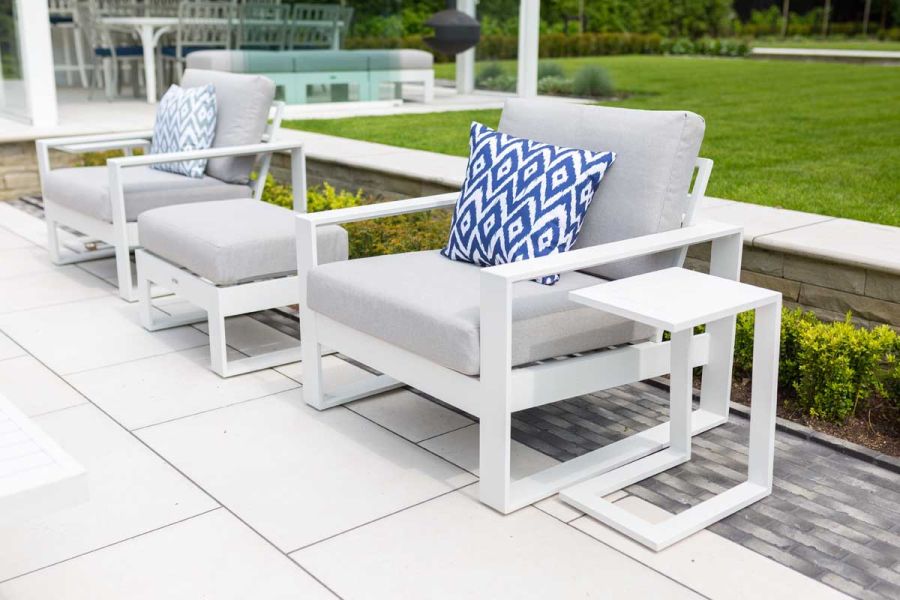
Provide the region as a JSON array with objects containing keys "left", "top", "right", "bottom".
[
  {"left": 17, "top": 67, "right": 784, "bottom": 552},
  {"left": 49, "top": 0, "right": 353, "bottom": 102}
]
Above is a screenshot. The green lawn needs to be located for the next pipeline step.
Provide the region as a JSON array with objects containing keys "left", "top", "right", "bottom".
[
  {"left": 752, "top": 37, "right": 900, "bottom": 51},
  {"left": 285, "top": 56, "right": 900, "bottom": 226}
]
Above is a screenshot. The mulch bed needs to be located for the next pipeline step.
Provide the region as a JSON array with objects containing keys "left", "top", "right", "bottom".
[{"left": 729, "top": 376, "right": 900, "bottom": 457}]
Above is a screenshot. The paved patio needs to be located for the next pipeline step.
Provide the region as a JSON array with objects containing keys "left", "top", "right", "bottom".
[{"left": 0, "top": 197, "right": 881, "bottom": 599}]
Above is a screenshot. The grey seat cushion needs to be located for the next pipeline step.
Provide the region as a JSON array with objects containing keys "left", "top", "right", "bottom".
[
  {"left": 43, "top": 166, "right": 252, "bottom": 223},
  {"left": 139, "top": 199, "right": 348, "bottom": 286},
  {"left": 365, "top": 50, "right": 433, "bottom": 70},
  {"left": 181, "top": 69, "right": 275, "bottom": 185},
  {"left": 307, "top": 251, "right": 655, "bottom": 376},
  {"left": 498, "top": 100, "right": 705, "bottom": 280}
]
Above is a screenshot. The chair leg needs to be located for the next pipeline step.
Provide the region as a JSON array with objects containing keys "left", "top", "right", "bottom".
[
  {"left": 73, "top": 27, "right": 88, "bottom": 88},
  {"left": 137, "top": 265, "right": 155, "bottom": 330},
  {"left": 46, "top": 217, "right": 63, "bottom": 265},
  {"left": 207, "top": 307, "right": 229, "bottom": 377},
  {"left": 114, "top": 240, "right": 137, "bottom": 302},
  {"left": 478, "top": 398, "right": 513, "bottom": 514},
  {"left": 300, "top": 311, "right": 326, "bottom": 410},
  {"left": 62, "top": 28, "right": 74, "bottom": 87},
  {"left": 102, "top": 58, "right": 114, "bottom": 100}
]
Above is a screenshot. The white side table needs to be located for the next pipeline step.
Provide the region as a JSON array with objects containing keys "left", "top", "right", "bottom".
[
  {"left": 561, "top": 267, "right": 781, "bottom": 551},
  {"left": 0, "top": 393, "right": 87, "bottom": 525}
]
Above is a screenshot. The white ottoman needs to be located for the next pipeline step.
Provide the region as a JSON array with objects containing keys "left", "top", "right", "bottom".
[{"left": 136, "top": 198, "right": 348, "bottom": 377}]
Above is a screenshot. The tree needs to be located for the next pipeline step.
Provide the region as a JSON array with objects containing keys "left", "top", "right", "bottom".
[{"left": 781, "top": 0, "right": 790, "bottom": 37}]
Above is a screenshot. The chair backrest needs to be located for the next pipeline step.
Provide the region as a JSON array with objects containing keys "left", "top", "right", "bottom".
[
  {"left": 93, "top": 0, "right": 137, "bottom": 16},
  {"left": 288, "top": 3, "right": 341, "bottom": 49},
  {"left": 49, "top": 0, "right": 75, "bottom": 16},
  {"left": 144, "top": 0, "right": 180, "bottom": 18},
  {"left": 237, "top": 3, "right": 290, "bottom": 50},
  {"left": 497, "top": 99, "right": 705, "bottom": 280},
  {"left": 75, "top": 0, "right": 111, "bottom": 50},
  {"left": 177, "top": 1, "right": 235, "bottom": 54},
  {"left": 180, "top": 68, "right": 277, "bottom": 186}
]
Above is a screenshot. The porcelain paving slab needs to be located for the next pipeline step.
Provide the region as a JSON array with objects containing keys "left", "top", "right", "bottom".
[
  {"left": 0, "top": 226, "right": 34, "bottom": 250},
  {"left": 0, "top": 248, "right": 57, "bottom": 280},
  {"left": 0, "top": 404, "right": 216, "bottom": 582},
  {"left": 0, "top": 296, "right": 208, "bottom": 375},
  {"left": 276, "top": 354, "right": 374, "bottom": 390},
  {"left": 194, "top": 316, "right": 299, "bottom": 358},
  {"left": 0, "top": 267, "right": 111, "bottom": 315},
  {"left": 572, "top": 496, "right": 851, "bottom": 600},
  {"left": 0, "top": 356, "right": 87, "bottom": 417},
  {"left": 293, "top": 488, "right": 702, "bottom": 600},
  {"left": 67, "top": 346, "right": 298, "bottom": 430},
  {"left": 755, "top": 218, "right": 900, "bottom": 273},
  {"left": 0, "top": 331, "right": 25, "bottom": 362},
  {"left": 137, "top": 389, "right": 475, "bottom": 552},
  {"left": 348, "top": 389, "right": 473, "bottom": 443},
  {"left": 0, "top": 509, "right": 336, "bottom": 600},
  {"left": 419, "top": 423, "right": 559, "bottom": 479}
]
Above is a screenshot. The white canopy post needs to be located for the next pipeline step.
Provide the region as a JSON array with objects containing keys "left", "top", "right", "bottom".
[
  {"left": 15, "top": 0, "right": 58, "bottom": 126},
  {"left": 456, "top": 0, "right": 476, "bottom": 95},
  {"left": 517, "top": 0, "right": 540, "bottom": 98}
]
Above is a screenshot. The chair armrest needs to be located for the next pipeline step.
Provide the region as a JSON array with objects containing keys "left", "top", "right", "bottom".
[
  {"left": 295, "top": 192, "right": 459, "bottom": 227},
  {"left": 481, "top": 221, "right": 743, "bottom": 284},
  {"left": 37, "top": 130, "right": 155, "bottom": 151},
  {"left": 106, "top": 140, "right": 305, "bottom": 169}
]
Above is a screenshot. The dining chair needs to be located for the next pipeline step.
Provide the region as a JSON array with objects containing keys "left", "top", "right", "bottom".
[
  {"left": 48, "top": 0, "right": 89, "bottom": 88},
  {"left": 237, "top": 2, "right": 290, "bottom": 50},
  {"left": 288, "top": 3, "right": 342, "bottom": 50},
  {"left": 162, "top": 1, "right": 235, "bottom": 82},
  {"left": 75, "top": 0, "right": 144, "bottom": 99}
]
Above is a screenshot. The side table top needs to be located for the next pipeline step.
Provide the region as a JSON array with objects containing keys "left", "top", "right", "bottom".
[{"left": 569, "top": 267, "right": 780, "bottom": 331}]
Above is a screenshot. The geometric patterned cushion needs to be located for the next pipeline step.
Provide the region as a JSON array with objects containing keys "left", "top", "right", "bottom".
[
  {"left": 149, "top": 84, "right": 217, "bottom": 178},
  {"left": 441, "top": 122, "right": 616, "bottom": 285}
]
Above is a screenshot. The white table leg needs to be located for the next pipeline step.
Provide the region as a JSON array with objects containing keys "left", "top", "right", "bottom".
[
  {"left": 560, "top": 299, "right": 782, "bottom": 551},
  {"left": 139, "top": 24, "right": 157, "bottom": 103},
  {"left": 748, "top": 300, "right": 781, "bottom": 489}
]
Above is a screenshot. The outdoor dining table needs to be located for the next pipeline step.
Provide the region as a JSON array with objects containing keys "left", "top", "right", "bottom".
[{"left": 101, "top": 15, "right": 344, "bottom": 103}]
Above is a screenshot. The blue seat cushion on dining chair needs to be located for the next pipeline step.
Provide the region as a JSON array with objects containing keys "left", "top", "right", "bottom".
[
  {"left": 94, "top": 46, "right": 144, "bottom": 57},
  {"left": 162, "top": 45, "right": 226, "bottom": 58},
  {"left": 49, "top": 15, "right": 74, "bottom": 24}
]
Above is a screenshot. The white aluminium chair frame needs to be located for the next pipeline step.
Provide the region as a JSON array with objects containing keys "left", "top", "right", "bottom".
[
  {"left": 296, "top": 158, "right": 747, "bottom": 515},
  {"left": 35, "top": 102, "right": 286, "bottom": 303},
  {"left": 135, "top": 144, "right": 307, "bottom": 378}
]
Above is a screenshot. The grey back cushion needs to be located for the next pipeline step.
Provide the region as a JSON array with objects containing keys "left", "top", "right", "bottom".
[
  {"left": 181, "top": 69, "right": 275, "bottom": 185},
  {"left": 497, "top": 99, "right": 705, "bottom": 280}
]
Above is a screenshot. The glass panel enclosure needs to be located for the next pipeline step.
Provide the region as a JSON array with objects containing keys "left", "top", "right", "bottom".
[{"left": 0, "top": 0, "right": 28, "bottom": 119}]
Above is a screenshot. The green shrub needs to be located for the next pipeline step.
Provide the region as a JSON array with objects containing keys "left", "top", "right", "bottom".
[
  {"left": 537, "top": 75, "right": 574, "bottom": 96},
  {"left": 475, "top": 62, "right": 506, "bottom": 85},
  {"left": 477, "top": 73, "right": 517, "bottom": 93},
  {"left": 538, "top": 61, "right": 565, "bottom": 79},
  {"left": 734, "top": 307, "right": 817, "bottom": 390},
  {"left": 572, "top": 65, "right": 614, "bottom": 97},
  {"left": 793, "top": 317, "right": 897, "bottom": 422},
  {"left": 257, "top": 174, "right": 450, "bottom": 260}
]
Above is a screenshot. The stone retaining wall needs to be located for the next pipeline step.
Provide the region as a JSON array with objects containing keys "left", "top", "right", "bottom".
[{"left": 275, "top": 153, "right": 900, "bottom": 329}]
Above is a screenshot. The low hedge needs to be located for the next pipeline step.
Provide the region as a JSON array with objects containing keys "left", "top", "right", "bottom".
[
  {"left": 259, "top": 175, "right": 450, "bottom": 259},
  {"left": 735, "top": 308, "right": 899, "bottom": 425},
  {"left": 345, "top": 32, "right": 749, "bottom": 62}
]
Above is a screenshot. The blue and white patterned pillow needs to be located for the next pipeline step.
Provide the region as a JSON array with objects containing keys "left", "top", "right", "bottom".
[
  {"left": 149, "top": 84, "right": 217, "bottom": 178},
  {"left": 441, "top": 122, "right": 616, "bottom": 285}
]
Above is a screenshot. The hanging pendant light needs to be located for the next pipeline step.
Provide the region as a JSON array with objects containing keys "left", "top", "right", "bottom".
[{"left": 424, "top": 7, "right": 481, "bottom": 55}]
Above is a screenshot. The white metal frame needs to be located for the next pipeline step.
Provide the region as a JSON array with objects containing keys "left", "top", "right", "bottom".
[
  {"left": 36, "top": 101, "right": 286, "bottom": 303},
  {"left": 136, "top": 144, "right": 307, "bottom": 378},
  {"left": 295, "top": 158, "right": 749, "bottom": 515},
  {"left": 560, "top": 268, "right": 781, "bottom": 550}
]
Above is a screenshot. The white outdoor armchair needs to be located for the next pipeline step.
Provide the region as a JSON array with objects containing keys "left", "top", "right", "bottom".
[
  {"left": 36, "top": 68, "right": 284, "bottom": 301},
  {"left": 295, "top": 99, "right": 744, "bottom": 514}
]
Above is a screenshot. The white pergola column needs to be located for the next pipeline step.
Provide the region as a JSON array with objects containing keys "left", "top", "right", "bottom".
[
  {"left": 15, "top": 0, "right": 58, "bottom": 126},
  {"left": 456, "top": 0, "right": 476, "bottom": 95},
  {"left": 516, "top": 0, "right": 540, "bottom": 98}
]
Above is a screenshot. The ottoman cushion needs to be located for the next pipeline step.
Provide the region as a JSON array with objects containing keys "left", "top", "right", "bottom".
[{"left": 139, "top": 199, "right": 348, "bottom": 285}]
